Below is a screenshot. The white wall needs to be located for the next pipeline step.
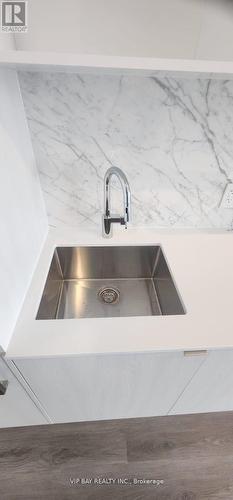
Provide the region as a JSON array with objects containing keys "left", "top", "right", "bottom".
[
  {"left": 0, "top": 32, "right": 15, "bottom": 51},
  {"left": 196, "top": 0, "right": 233, "bottom": 61},
  {"left": 0, "top": 69, "right": 48, "bottom": 351},
  {"left": 14, "top": 0, "right": 203, "bottom": 58}
]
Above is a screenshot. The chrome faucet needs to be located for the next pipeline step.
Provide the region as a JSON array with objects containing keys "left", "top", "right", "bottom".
[{"left": 103, "top": 167, "right": 131, "bottom": 238}]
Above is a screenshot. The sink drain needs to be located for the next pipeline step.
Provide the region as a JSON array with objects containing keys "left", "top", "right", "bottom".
[{"left": 98, "top": 286, "right": 120, "bottom": 304}]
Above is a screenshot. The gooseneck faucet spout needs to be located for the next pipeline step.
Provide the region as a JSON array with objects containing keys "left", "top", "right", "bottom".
[{"left": 103, "top": 167, "right": 131, "bottom": 238}]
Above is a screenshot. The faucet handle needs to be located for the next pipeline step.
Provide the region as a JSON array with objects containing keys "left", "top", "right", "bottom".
[
  {"left": 112, "top": 215, "right": 128, "bottom": 229},
  {"left": 118, "top": 216, "right": 126, "bottom": 227}
]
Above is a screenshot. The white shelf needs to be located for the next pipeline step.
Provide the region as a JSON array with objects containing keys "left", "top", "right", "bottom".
[{"left": 1, "top": 50, "right": 233, "bottom": 79}]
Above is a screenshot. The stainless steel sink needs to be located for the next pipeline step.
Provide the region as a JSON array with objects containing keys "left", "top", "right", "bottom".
[{"left": 36, "top": 246, "right": 185, "bottom": 320}]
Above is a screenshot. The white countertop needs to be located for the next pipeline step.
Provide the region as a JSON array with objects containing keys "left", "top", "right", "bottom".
[{"left": 6, "top": 226, "right": 233, "bottom": 359}]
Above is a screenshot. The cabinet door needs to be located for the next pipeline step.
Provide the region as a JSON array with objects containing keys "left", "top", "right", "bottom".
[
  {"left": 169, "top": 350, "right": 233, "bottom": 415},
  {"left": 0, "top": 358, "right": 47, "bottom": 427},
  {"left": 15, "top": 352, "right": 205, "bottom": 423}
]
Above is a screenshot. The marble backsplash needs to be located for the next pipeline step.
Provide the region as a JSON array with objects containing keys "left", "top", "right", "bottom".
[{"left": 19, "top": 71, "right": 233, "bottom": 230}]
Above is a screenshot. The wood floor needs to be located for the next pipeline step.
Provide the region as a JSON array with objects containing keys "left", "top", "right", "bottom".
[{"left": 1, "top": 411, "right": 233, "bottom": 499}]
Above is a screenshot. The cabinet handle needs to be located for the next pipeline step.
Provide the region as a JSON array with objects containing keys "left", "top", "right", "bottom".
[
  {"left": 184, "top": 350, "right": 208, "bottom": 357},
  {"left": 0, "top": 380, "right": 8, "bottom": 396}
]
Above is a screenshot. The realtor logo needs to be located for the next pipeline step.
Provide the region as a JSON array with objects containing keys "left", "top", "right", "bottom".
[{"left": 1, "top": 1, "right": 27, "bottom": 31}]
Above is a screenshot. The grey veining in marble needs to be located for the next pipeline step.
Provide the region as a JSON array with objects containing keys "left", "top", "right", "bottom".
[{"left": 19, "top": 72, "right": 233, "bottom": 230}]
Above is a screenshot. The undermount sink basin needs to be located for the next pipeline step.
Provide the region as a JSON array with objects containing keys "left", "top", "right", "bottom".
[{"left": 36, "top": 246, "right": 185, "bottom": 320}]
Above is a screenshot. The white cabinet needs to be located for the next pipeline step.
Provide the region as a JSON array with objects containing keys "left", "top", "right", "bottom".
[
  {"left": 15, "top": 351, "right": 205, "bottom": 423},
  {"left": 14, "top": 349, "right": 233, "bottom": 422},
  {"left": 0, "top": 357, "right": 47, "bottom": 427},
  {"left": 169, "top": 350, "right": 233, "bottom": 415}
]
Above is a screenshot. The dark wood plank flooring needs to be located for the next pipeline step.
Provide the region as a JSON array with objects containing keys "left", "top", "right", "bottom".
[{"left": 1, "top": 411, "right": 233, "bottom": 499}]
